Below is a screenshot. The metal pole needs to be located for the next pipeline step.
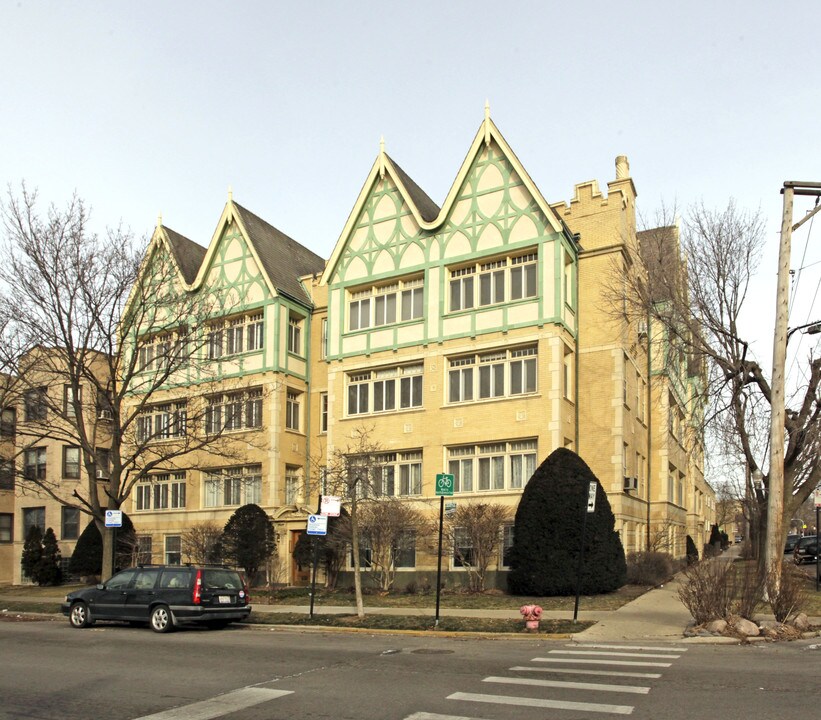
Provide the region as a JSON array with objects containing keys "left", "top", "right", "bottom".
[
  {"left": 572, "top": 503, "right": 589, "bottom": 623},
  {"left": 435, "top": 495, "right": 444, "bottom": 628},
  {"left": 308, "top": 494, "right": 322, "bottom": 619}
]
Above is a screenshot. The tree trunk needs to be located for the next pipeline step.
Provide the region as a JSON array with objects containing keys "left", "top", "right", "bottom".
[{"left": 100, "top": 522, "right": 115, "bottom": 581}]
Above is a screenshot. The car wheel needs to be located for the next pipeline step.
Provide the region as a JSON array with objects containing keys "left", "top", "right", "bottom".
[
  {"left": 69, "top": 601, "right": 93, "bottom": 629},
  {"left": 149, "top": 605, "right": 174, "bottom": 633}
]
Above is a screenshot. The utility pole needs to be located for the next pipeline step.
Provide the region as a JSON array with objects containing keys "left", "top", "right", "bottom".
[{"left": 764, "top": 181, "right": 821, "bottom": 584}]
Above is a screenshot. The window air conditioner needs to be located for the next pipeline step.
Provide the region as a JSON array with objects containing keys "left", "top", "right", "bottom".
[
  {"left": 96, "top": 469, "right": 109, "bottom": 480},
  {"left": 98, "top": 409, "right": 112, "bottom": 420},
  {"left": 623, "top": 476, "right": 638, "bottom": 491},
  {"left": 637, "top": 321, "right": 648, "bottom": 338}
]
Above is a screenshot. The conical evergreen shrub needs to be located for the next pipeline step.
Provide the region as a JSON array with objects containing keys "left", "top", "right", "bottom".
[
  {"left": 508, "top": 448, "right": 626, "bottom": 596},
  {"left": 35, "top": 528, "right": 63, "bottom": 585},
  {"left": 20, "top": 525, "right": 44, "bottom": 582},
  {"left": 68, "top": 513, "right": 135, "bottom": 579}
]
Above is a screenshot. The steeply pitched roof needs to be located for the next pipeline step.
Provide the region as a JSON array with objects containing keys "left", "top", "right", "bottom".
[
  {"left": 231, "top": 202, "right": 326, "bottom": 305},
  {"left": 386, "top": 155, "right": 440, "bottom": 222},
  {"left": 163, "top": 227, "right": 207, "bottom": 284}
]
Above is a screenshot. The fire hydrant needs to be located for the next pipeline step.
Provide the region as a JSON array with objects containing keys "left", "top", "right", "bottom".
[{"left": 520, "top": 604, "right": 542, "bottom": 632}]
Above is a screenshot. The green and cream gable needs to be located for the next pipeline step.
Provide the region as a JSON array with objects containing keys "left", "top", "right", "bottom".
[{"left": 321, "top": 114, "right": 579, "bottom": 359}]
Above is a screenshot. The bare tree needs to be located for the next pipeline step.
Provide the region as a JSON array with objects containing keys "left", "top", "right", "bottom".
[
  {"left": 444, "top": 502, "right": 510, "bottom": 592},
  {"left": 181, "top": 521, "right": 222, "bottom": 564},
  {"left": 358, "top": 498, "right": 429, "bottom": 592},
  {"left": 0, "top": 186, "right": 259, "bottom": 579},
  {"left": 614, "top": 200, "right": 820, "bottom": 569},
  {"left": 318, "top": 426, "right": 384, "bottom": 617}
]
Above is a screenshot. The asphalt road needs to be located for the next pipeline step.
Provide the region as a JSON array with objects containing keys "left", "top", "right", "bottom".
[{"left": 1, "top": 617, "right": 820, "bottom": 720}]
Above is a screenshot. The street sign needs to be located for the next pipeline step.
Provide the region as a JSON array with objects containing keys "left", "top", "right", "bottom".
[
  {"left": 321, "top": 495, "right": 341, "bottom": 516},
  {"left": 444, "top": 501, "right": 457, "bottom": 516},
  {"left": 306, "top": 514, "right": 328, "bottom": 536},
  {"left": 435, "top": 473, "right": 454, "bottom": 496},
  {"left": 586, "top": 482, "right": 597, "bottom": 513},
  {"left": 814, "top": 490, "right": 821, "bottom": 508},
  {"left": 104, "top": 509, "right": 122, "bottom": 528}
]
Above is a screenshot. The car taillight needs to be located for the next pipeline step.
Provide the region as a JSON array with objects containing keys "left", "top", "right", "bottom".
[
  {"left": 193, "top": 569, "right": 202, "bottom": 605},
  {"left": 242, "top": 583, "right": 250, "bottom": 604}
]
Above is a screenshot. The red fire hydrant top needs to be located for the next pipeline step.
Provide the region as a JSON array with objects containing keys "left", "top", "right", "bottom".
[{"left": 519, "top": 604, "right": 543, "bottom": 620}]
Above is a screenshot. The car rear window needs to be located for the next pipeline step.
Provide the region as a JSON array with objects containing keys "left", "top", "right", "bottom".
[
  {"left": 159, "top": 570, "right": 190, "bottom": 589},
  {"left": 202, "top": 569, "right": 243, "bottom": 590}
]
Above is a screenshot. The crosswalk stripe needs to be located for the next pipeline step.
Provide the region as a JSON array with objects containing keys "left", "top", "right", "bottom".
[
  {"left": 132, "top": 688, "right": 293, "bottom": 720},
  {"left": 448, "top": 691, "right": 634, "bottom": 715},
  {"left": 533, "top": 657, "right": 671, "bottom": 668},
  {"left": 404, "top": 713, "right": 478, "bottom": 720},
  {"left": 551, "top": 650, "right": 680, "bottom": 659},
  {"left": 511, "top": 666, "right": 662, "bottom": 679},
  {"left": 572, "top": 643, "right": 688, "bottom": 653},
  {"left": 484, "top": 676, "right": 650, "bottom": 694}
]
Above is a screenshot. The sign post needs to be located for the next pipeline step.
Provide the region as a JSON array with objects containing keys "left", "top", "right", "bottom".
[
  {"left": 573, "top": 482, "right": 598, "bottom": 622},
  {"left": 104, "top": 510, "right": 122, "bottom": 576},
  {"left": 307, "top": 497, "right": 329, "bottom": 619},
  {"left": 434, "top": 473, "right": 454, "bottom": 627}
]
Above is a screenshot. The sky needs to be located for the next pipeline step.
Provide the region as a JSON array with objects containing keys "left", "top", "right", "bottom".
[{"left": 1, "top": 0, "right": 819, "bottom": 389}]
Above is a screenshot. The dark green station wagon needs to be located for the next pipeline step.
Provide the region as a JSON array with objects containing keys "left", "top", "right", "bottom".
[{"left": 61, "top": 565, "right": 251, "bottom": 633}]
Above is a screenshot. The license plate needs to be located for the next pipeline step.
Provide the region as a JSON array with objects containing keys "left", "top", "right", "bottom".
[{"left": 218, "top": 595, "right": 231, "bottom": 604}]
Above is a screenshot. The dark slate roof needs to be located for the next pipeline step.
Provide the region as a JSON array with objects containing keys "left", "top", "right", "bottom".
[
  {"left": 163, "top": 227, "right": 207, "bottom": 284},
  {"left": 232, "top": 203, "right": 326, "bottom": 305},
  {"left": 386, "top": 155, "right": 441, "bottom": 223}
]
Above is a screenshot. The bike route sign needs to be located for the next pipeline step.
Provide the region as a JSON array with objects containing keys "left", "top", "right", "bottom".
[{"left": 435, "top": 473, "right": 454, "bottom": 497}]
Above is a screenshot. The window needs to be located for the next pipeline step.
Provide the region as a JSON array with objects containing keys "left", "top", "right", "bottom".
[
  {"left": 449, "top": 266, "right": 475, "bottom": 312},
  {"left": 377, "top": 451, "right": 422, "bottom": 497},
  {"left": 24, "top": 387, "right": 47, "bottom": 422},
  {"left": 137, "top": 402, "right": 187, "bottom": 442},
  {"left": 247, "top": 313, "right": 264, "bottom": 351},
  {"left": 320, "top": 392, "right": 328, "bottom": 433},
  {"left": 286, "top": 390, "right": 301, "bottom": 431},
  {"left": 136, "top": 536, "right": 153, "bottom": 564},
  {"left": 394, "top": 530, "right": 416, "bottom": 568},
  {"left": 139, "top": 334, "right": 172, "bottom": 371},
  {"left": 135, "top": 473, "right": 186, "bottom": 512},
  {"left": 348, "top": 277, "right": 424, "bottom": 331},
  {"left": 165, "top": 536, "right": 182, "bottom": 565},
  {"left": 0, "top": 513, "right": 12, "bottom": 543},
  {"left": 400, "top": 278, "right": 424, "bottom": 321},
  {"left": 24, "top": 447, "right": 47, "bottom": 480},
  {"left": 449, "top": 346, "right": 537, "bottom": 403},
  {"left": 449, "top": 251, "right": 537, "bottom": 311},
  {"left": 453, "top": 527, "right": 475, "bottom": 567},
  {"left": 562, "top": 250, "right": 573, "bottom": 305},
  {"left": 61, "top": 507, "right": 80, "bottom": 540},
  {"left": 288, "top": 315, "right": 303, "bottom": 355},
  {"left": 0, "top": 459, "right": 13, "bottom": 490},
  {"left": 563, "top": 346, "right": 574, "bottom": 400},
  {"left": 0, "top": 407, "right": 15, "bottom": 436},
  {"left": 204, "top": 465, "right": 262, "bottom": 508},
  {"left": 226, "top": 317, "right": 244, "bottom": 354},
  {"left": 449, "top": 440, "right": 537, "bottom": 493},
  {"left": 374, "top": 284, "right": 397, "bottom": 326},
  {"left": 95, "top": 448, "right": 111, "bottom": 479},
  {"left": 348, "top": 289, "right": 371, "bottom": 331},
  {"left": 23, "top": 507, "right": 45, "bottom": 537},
  {"left": 285, "top": 465, "right": 301, "bottom": 504},
  {"left": 320, "top": 318, "right": 328, "bottom": 359},
  {"left": 510, "top": 252, "right": 538, "bottom": 300},
  {"left": 207, "top": 324, "right": 223, "bottom": 359},
  {"left": 63, "top": 446, "right": 81, "bottom": 479},
  {"left": 63, "top": 385, "right": 82, "bottom": 418},
  {"left": 346, "top": 364, "right": 423, "bottom": 416}
]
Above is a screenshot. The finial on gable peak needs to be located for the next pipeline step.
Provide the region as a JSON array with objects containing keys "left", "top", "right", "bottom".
[
  {"left": 484, "top": 99, "right": 491, "bottom": 146},
  {"left": 157, "top": 212, "right": 162, "bottom": 229},
  {"left": 379, "top": 134, "right": 386, "bottom": 179},
  {"left": 227, "top": 185, "right": 233, "bottom": 202}
]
